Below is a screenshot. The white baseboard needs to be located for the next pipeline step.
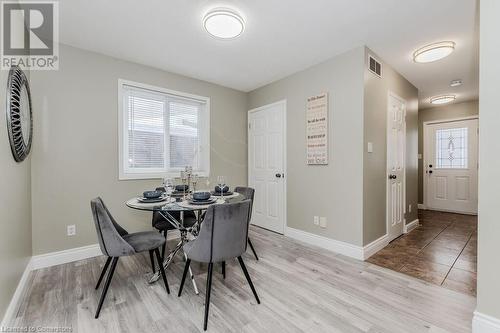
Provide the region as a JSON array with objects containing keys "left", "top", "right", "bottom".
[
  {"left": 285, "top": 227, "right": 364, "bottom": 260},
  {"left": 362, "top": 234, "right": 389, "bottom": 260},
  {"left": 404, "top": 219, "right": 419, "bottom": 233},
  {"left": 1, "top": 258, "right": 33, "bottom": 328},
  {"left": 473, "top": 311, "right": 500, "bottom": 333},
  {"left": 417, "top": 204, "right": 426, "bottom": 210},
  {"left": 31, "top": 244, "right": 102, "bottom": 270},
  {"left": 284, "top": 227, "right": 391, "bottom": 261}
]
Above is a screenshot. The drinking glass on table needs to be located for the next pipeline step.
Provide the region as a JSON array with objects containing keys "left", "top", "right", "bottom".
[
  {"left": 216, "top": 176, "right": 226, "bottom": 196},
  {"left": 192, "top": 174, "right": 198, "bottom": 192},
  {"left": 181, "top": 171, "right": 188, "bottom": 198}
]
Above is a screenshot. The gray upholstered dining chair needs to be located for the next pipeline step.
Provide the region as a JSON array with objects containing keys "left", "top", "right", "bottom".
[
  {"left": 234, "top": 186, "right": 259, "bottom": 260},
  {"left": 91, "top": 197, "right": 170, "bottom": 319},
  {"left": 177, "top": 200, "right": 260, "bottom": 331}
]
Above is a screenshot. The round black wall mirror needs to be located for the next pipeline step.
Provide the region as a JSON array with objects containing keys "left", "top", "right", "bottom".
[{"left": 6, "top": 66, "right": 33, "bottom": 162}]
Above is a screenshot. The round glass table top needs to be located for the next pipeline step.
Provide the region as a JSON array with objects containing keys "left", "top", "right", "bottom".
[{"left": 126, "top": 192, "right": 244, "bottom": 212}]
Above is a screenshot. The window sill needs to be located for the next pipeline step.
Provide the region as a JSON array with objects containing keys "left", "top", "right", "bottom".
[{"left": 119, "top": 171, "right": 209, "bottom": 181}]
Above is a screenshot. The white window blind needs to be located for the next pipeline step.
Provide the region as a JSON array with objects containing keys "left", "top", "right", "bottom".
[{"left": 119, "top": 81, "right": 210, "bottom": 179}]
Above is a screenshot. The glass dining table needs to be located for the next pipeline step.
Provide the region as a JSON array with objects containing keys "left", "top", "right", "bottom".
[{"left": 125, "top": 192, "right": 244, "bottom": 294}]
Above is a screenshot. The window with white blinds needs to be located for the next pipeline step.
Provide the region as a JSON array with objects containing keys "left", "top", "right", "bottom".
[{"left": 118, "top": 80, "right": 210, "bottom": 179}]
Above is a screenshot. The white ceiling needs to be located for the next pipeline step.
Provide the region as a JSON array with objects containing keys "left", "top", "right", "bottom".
[{"left": 59, "top": 0, "right": 479, "bottom": 109}]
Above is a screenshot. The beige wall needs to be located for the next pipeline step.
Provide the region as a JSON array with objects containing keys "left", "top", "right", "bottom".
[
  {"left": 363, "top": 48, "right": 419, "bottom": 245},
  {"left": 417, "top": 100, "right": 479, "bottom": 204},
  {"left": 0, "top": 14, "right": 32, "bottom": 321},
  {"left": 30, "top": 44, "right": 248, "bottom": 255},
  {"left": 248, "top": 47, "right": 366, "bottom": 246},
  {"left": 475, "top": 0, "right": 500, "bottom": 323}
]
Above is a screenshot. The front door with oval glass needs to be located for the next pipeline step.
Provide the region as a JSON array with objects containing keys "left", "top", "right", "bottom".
[{"left": 424, "top": 118, "right": 478, "bottom": 214}]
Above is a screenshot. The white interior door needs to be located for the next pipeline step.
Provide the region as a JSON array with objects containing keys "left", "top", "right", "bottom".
[
  {"left": 248, "top": 101, "right": 286, "bottom": 234},
  {"left": 424, "top": 118, "right": 478, "bottom": 214},
  {"left": 387, "top": 94, "right": 406, "bottom": 242}
]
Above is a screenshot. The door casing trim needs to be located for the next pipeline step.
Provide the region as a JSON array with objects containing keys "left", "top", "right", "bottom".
[{"left": 247, "top": 99, "right": 287, "bottom": 234}]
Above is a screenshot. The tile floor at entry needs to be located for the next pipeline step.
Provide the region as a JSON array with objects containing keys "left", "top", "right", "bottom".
[{"left": 367, "top": 210, "right": 477, "bottom": 296}]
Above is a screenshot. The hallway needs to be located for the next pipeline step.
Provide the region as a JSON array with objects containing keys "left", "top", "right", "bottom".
[{"left": 368, "top": 210, "right": 477, "bottom": 296}]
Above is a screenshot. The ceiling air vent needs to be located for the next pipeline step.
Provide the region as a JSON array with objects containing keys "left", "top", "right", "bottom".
[{"left": 368, "top": 55, "right": 382, "bottom": 77}]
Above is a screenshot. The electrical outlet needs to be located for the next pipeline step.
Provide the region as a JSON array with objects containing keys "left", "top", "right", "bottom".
[
  {"left": 67, "top": 225, "right": 76, "bottom": 236},
  {"left": 313, "top": 216, "right": 319, "bottom": 226},
  {"left": 408, "top": 204, "right": 412, "bottom": 213},
  {"left": 319, "top": 217, "right": 327, "bottom": 228}
]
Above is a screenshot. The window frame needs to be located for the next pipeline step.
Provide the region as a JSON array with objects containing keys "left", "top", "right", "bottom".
[{"left": 118, "top": 79, "right": 210, "bottom": 180}]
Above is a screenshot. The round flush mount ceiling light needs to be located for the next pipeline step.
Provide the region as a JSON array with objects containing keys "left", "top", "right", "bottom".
[
  {"left": 203, "top": 8, "right": 245, "bottom": 39},
  {"left": 450, "top": 79, "right": 463, "bottom": 87},
  {"left": 430, "top": 94, "right": 456, "bottom": 105},
  {"left": 413, "top": 41, "right": 455, "bottom": 63}
]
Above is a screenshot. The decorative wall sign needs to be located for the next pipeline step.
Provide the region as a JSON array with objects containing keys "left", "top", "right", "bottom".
[
  {"left": 306, "top": 92, "right": 328, "bottom": 165},
  {"left": 6, "top": 66, "right": 33, "bottom": 162}
]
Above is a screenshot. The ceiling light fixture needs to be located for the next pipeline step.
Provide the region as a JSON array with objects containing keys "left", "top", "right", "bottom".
[
  {"left": 203, "top": 8, "right": 245, "bottom": 39},
  {"left": 430, "top": 95, "right": 456, "bottom": 105},
  {"left": 450, "top": 79, "right": 463, "bottom": 87},
  {"left": 413, "top": 41, "right": 455, "bottom": 63}
]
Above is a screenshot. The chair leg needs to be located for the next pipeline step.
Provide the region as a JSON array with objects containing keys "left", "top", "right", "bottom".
[
  {"left": 204, "top": 263, "right": 214, "bottom": 331},
  {"left": 162, "top": 230, "right": 168, "bottom": 259},
  {"left": 222, "top": 261, "right": 226, "bottom": 279},
  {"left": 178, "top": 258, "right": 191, "bottom": 297},
  {"left": 237, "top": 256, "right": 260, "bottom": 304},
  {"left": 248, "top": 238, "right": 259, "bottom": 260},
  {"left": 154, "top": 248, "right": 170, "bottom": 294},
  {"left": 149, "top": 250, "right": 156, "bottom": 274},
  {"left": 95, "top": 257, "right": 118, "bottom": 318},
  {"left": 95, "top": 257, "right": 112, "bottom": 290}
]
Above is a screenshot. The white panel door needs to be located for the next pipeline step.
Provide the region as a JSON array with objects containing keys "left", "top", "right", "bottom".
[
  {"left": 248, "top": 101, "right": 286, "bottom": 234},
  {"left": 424, "top": 118, "right": 478, "bottom": 214},
  {"left": 387, "top": 94, "right": 406, "bottom": 242}
]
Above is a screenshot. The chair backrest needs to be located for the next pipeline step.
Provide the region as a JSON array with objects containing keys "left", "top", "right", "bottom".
[
  {"left": 234, "top": 186, "right": 255, "bottom": 219},
  {"left": 90, "top": 197, "right": 135, "bottom": 257},
  {"left": 185, "top": 200, "right": 252, "bottom": 263}
]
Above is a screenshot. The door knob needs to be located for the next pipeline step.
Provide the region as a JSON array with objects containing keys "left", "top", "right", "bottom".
[
  {"left": 388, "top": 174, "right": 397, "bottom": 179},
  {"left": 275, "top": 173, "right": 282, "bottom": 178},
  {"left": 428, "top": 164, "right": 433, "bottom": 168},
  {"left": 429, "top": 170, "right": 433, "bottom": 174}
]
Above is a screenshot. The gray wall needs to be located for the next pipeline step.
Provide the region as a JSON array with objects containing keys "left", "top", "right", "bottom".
[
  {"left": 248, "top": 47, "right": 366, "bottom": 246},
  {"left": 0, "top": 14, "right": 32, "bottom": 321},
  {"left": 30, "top": 44, "right": 248, "bottom": 255},
  {"left": 417, "top": 100, "right": 479, "bottom": 204},
  {"left": 476, "top": 0, "right": 500, "bottom": 322},
  {"left": 363, "top": 48, "right": 419, "bottom": 245}
]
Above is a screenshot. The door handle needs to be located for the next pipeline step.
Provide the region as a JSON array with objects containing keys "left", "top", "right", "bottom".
[
  {"left": 388, "top": 174, "right": 397, "bottom": 179},
  {"left": 275, "top": 173, "right": 282, "bottom": 178},
  {"left": 429, "top": 170, "right": 433, "bottom": 174}
]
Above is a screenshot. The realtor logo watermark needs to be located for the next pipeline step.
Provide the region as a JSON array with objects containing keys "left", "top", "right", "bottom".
[{"left": 1, "top": 0, "right": 59, "bottom": 70}]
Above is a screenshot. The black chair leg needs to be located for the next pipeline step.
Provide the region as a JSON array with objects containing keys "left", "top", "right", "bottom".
[
  {"left": 154, "top": 248, "right": 170, "bottom": 294},
  {"left": 237, "top": 256, "right": 260, "bottom": 304},
  {"left": 222, "top": 261, "right": 226, "bottom": 279},
  {"left": 204, "top": 262, "right": 214, "bottom": 331},
  {"left": 178, "top": 258, "right": 191, "bottom": 297},
  {"left": 248, "top": 238, "right": 259, "bottom": 260},
  {"left": 95, "top": 257, "right": 118, "bottom": 318},
  {"left": 161, "top": 230, "right": 168, "bottom": 259},
  {"left": 149, "top": 250, "right": 156, "bottom": 274},
  {"left": 95, "top": 257, "right": 112, "bottom": 290}
]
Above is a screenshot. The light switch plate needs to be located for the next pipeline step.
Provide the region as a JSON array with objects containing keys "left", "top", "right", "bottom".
[{"left": 367, "top": 142, "right": 373, "bottom": 153}]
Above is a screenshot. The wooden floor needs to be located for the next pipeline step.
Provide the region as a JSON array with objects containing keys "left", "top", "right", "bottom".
[
  {"left": 368, "top": 210, "right": 477, "bottom": 296},
  {"left": 12, "top": 226, "right": 475, "bottom": 332}
]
